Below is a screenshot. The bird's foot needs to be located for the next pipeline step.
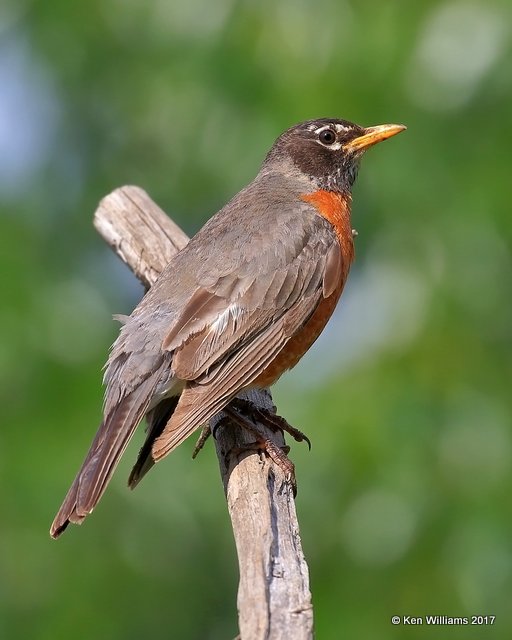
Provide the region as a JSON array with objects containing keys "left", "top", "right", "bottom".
[
  {"left": 229, "top": 398, "right": 311, "bottom": 449},
  {"left": 224, "top": 401, "right": 298, "bottom": 495},
  {"left": 192, "top": 399, "right": 305, "bottom": 495},
  {"left": 235, "top": 437, "right": 296, "bottom": 495}
]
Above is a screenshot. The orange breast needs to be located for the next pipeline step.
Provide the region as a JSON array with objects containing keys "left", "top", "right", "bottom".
[
  {"left": 254, "top": 190, "right": 354, "bottom": 387},
  {"left": 302, "top": 190, "right": 355, "bottom": 272},
  {"left": 254, "top": 292, "right": 341, "bottom": 386}
]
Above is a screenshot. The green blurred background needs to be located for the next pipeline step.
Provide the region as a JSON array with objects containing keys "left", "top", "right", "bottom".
[{"left": 1, "top": 0, "right": 511, "bottom": 638}]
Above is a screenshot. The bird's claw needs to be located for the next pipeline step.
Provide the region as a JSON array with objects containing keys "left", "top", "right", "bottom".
[{"left": 229, "top": 398, "right": 311, "bottom": 450}]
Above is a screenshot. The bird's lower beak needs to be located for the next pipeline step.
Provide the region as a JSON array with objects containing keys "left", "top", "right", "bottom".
[{"left": 343, "top": 123, "right": 406, "bottom": 153}]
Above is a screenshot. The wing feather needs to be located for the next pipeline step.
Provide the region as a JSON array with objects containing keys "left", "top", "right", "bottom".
[
  {"left": 128, "top": 396, "right": 179, "bottom": 489},
  {"left": 169, "top": 237, "right": 336, "bottom": 382},
  {"left": 50, "top": 366, "right": 166, "bottom": 538},
  {"left": 152, "top": 290, "right": 322, "bottom": 460}
]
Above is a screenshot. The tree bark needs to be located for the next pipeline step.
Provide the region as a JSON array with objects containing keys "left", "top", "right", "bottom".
[{"left": 94, "top": 185, "right": 314, "bottom": 640}]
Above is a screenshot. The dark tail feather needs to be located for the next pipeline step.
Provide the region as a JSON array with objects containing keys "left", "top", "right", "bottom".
[
  {"left": 128, "top": 397, "right": 179, "bottom": 489},
  {"left": 50, "top": 378, "right": 157, "bottom": 539}
]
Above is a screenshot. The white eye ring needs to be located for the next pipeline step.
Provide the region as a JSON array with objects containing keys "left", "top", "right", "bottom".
[{"left": 318, "top": 128, "right": 336, "bottom": 145}]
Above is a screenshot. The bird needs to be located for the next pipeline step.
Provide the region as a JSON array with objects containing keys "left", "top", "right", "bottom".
[{"left": 50, "top": 117, "right": 406, "bottom": 538}]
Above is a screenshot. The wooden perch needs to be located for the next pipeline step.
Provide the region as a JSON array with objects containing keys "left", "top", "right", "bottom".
[{"left": 94, "top": 186, "right": 313, "bottom": 640}]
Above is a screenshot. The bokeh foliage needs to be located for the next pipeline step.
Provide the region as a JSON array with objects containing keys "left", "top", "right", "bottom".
[{"left": 1, "top": 0, "right": 511, "bottom": 638}]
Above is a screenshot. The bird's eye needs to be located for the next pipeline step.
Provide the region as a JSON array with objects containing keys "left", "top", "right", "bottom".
[{"left": 319, "top": 128, "right": 336, "bottom": 145}]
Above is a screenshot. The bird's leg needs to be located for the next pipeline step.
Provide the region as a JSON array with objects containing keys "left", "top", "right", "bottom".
[
  {"left": 192, "top": 414, "right": 242, "bottom": 458},
  {"left": 192, "top": 425, "right": 212, "bottom": 459},
  {"left": 229, "top": 397, "right": 311, "bottom": 450},
  {"left": 223, "top": 404, "right": 297, "bottom": 495}
]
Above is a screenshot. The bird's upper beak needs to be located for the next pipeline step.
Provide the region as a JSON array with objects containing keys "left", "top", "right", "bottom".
[{"left": 343, "top": 123, "right": 406, "bottom": 153}]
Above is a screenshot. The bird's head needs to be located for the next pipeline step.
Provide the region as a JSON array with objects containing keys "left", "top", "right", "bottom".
[{"left": 264, "top": 118, "right": 406, "bottom": 193}]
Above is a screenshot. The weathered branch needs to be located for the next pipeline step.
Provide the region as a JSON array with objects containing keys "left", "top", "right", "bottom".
[
  {"left": 94, "top": 186, "right": 189, "bottom": 288},
  {"left": 94, "top": 185, "right": 313, "bottom": 640}
]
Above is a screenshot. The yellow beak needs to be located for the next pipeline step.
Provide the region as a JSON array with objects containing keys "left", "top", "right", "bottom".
[{"left": 343, "top": 123, "right": 406, "bottom": 153}]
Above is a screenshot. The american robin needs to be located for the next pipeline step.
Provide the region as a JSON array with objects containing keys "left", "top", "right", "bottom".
[{"left": 50, "top": 117, "right": 405, "bottom": 538}]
